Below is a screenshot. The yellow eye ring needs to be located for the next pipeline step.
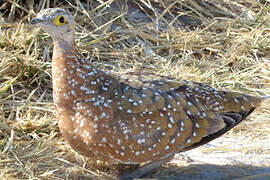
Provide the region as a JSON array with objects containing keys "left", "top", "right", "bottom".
[{"left": 53, "top": 15, "right": 66, "bottom": 26}]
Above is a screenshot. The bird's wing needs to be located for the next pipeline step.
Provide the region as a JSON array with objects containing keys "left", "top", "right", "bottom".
[{"left": 100, "top": 72, "right": 263, "bottom": 162}]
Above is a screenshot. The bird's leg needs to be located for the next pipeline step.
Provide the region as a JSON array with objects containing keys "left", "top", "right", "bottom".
[{"left": 119, "top": 156, "right": 173, "bottom": 179}]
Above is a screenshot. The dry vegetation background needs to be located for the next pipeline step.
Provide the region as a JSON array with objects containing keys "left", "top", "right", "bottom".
[{"left": 0, "top": 0, "right": 270, "bottom": 179}]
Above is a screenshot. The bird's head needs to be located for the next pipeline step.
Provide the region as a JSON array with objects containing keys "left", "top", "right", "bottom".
[{"left": 30, "top": 8, "right": 75, "bottom": 42}]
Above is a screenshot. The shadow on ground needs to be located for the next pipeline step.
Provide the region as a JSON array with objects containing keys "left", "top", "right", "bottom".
[
  {"left": 145, "top": 163, "right": 270, "bottom": 180},
  {"left": 65, "top": 163, "right": 270, "bottom": 180}
]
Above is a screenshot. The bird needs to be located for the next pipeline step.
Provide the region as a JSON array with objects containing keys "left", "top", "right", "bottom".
[{"left": 30, "top": 8, "right": 268, "bottom": 179}]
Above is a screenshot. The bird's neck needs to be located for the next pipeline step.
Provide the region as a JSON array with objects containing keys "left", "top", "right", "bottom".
[
  {"left": 53, "top": 38, "right": 77, "bottom": 57},
  {"left": 51, "top": 39, "right": 107, "bottom": 108}
]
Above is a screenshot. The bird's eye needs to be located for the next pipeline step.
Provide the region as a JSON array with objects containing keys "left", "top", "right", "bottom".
[{"left": 54, "top": 15, "right": 66, "bottom": 26}]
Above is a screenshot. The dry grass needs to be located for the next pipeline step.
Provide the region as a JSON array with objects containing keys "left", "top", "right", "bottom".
[{"left": 0, "top": 0, "right": 270, "bottom": 179}]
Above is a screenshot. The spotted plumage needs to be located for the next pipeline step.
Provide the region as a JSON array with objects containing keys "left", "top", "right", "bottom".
[{"left": 30, "top": 8, "right": 267, "bottom": 178}]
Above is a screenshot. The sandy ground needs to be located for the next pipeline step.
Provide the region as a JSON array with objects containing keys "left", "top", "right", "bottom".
[{"left": 140, "top": 136, "right": 270, "bottom": 180}]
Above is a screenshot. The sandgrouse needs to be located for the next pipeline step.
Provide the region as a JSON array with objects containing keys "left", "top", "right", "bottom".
[{"left": 30, "top": 8, "right": 268, "bottom": 179}]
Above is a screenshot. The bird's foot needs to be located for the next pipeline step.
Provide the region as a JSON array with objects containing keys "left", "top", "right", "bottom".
[{"left": 119, "top": 156, "right": 173, "bottom": 180}]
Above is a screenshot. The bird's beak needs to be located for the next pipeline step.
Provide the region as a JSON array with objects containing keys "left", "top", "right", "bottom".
[{"left": 30, "top": 18, "right": 42, "bottom": 25}]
